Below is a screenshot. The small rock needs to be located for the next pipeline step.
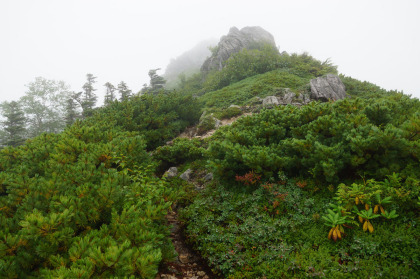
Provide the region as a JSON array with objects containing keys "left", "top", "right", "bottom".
[
  {"left": 262, "top": 96, "right": 280, "bottom": 108},
  {"left": 197, "top": 271, "right": 206, "bottom": 277},
  {"left": 203, "top": 276, "right": 209, "bottom": 279},
  {"left": 229, "top": 104, "right": 241, "bottom": 109},
  {"left": 214, "top": 118, "right": 222, "bottom": 128},
  {"left": 179, "top": 254, "right": 189, "bottom": 263},
  {"left": 160, "top": 274, "right": 177, "bottom": 279},
  {"left": 203, "top": 172, "right": 213, "bottom": 182},
  {"left": 164, "top": 167, "right": 178, "bottom": 179},
  {"left": 281, "top": 89, "right": 296, "bottom": 104},
  {"left": 179, "top": 169, "right": 192, "bottom": 181}
]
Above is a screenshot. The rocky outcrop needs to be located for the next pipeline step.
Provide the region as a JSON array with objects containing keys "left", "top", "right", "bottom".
[
  {"left": 164, "top": 39, "right": 218, "bottom": 88},
  {"left": 262, "top": 96, "right": 280, "bottom": 108},
  {"left": 163, "top": 167, "right": 178, "bottom": 179},
  {"left": 310, "top": 74, "right": 347, "bottom": 101},
  {"left": 262, "top": 89, "right": 311, "bottom": 108},
  {"left": 203, "top": 172, "right": 213, "bottom": 182},
  {"left": 180, "top": 169, "right": 193, "bottom": 181},
  {"left": 201, "top": 26, "right": 277, "bottom": 73}
]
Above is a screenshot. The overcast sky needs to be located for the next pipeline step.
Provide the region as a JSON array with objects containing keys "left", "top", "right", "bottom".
[{"left": 1, "top": 0, "right": 419, "bottom": 104}]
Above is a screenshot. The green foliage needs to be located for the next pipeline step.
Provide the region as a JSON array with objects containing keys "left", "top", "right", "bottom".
[
  {"left": 20, "top": 77, "right": 72, "bottom": 137},
  {"left": 200, "top": 69, "right": 310, "bottom": 109},
  {"left": 203, "top": 47, "right": 337, "bottom": 93},
  {"left": 207, "top": 94, "right": 420, "bottom": 187},
  {"left": 104, "top": 82, "right": 117, "bottom": 106},
  {"left": 214, "top": 106, "right": 242, "bottom": 120},
  {"left": 340, "top": 74, "right": 403, "bottom": 98},
  {"left": 154, "top": 138, "right": 205, "bottom": 171},
  {"left": 181, "top": 176, "right": 420, "bottom": 278},
  {"left": 322, "top": 209, "right": 349, "bottom": 241},
  {"left": 117, "top": 81, "right": 132, "bottom": 102},
  {"left": 196, "top": 114, "right": 216, "bottom": 135},
  {"left": 288, "top": 52, "right": 337, "bottom": 78},
  {"left": 204, "top": 45, "right": 284, "bottom": 90},
  {"left": 0, "top": 119, "right": 176, "bottom": 278},
  {"left": 142, "top": 68, "right": 166, "bottom": 94},
  {"left": 88, "top": 91, "right": 201, "bottom": 150},
  {"left": 0, "top": 101, "right": 27, "bottom": 147},
  {"left": 1, "top": 39, "right": 419, "bottom": 279},
  {"left": 64, "top": 97, "right": 80, "bottom": 126},
  {"left": 80, "top": 73, "right": 98, "bottom": 118}
]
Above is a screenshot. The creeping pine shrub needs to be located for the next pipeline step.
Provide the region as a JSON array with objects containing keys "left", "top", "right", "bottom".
[
  {"left": 215, "top": 106, "right": 242, "bottom": 120},
  {"left": 153, "top": 138, "right": 205, "bottom": 172},
  {"left": 0, "top": 123, "right": 177, "bottom": 278},
  {"left": 207, "top": 95, "right": 420, "bottom": 185},
  {"left": 196, "top": 114, "right": 217, "bottom": 135}
]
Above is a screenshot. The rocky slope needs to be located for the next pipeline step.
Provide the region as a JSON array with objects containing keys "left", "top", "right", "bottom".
[{"left": 201, "top": 26, "right": 277, "bottom": 73}]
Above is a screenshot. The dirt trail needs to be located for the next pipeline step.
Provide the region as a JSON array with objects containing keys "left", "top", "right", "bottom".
[
  {"left": 179, "top": 112, "right": 253, "bottom": 140},
  {"left": 157, "top": 209, "right": 218, "bottom": 279},
  {"left": 157, "top": 112, "right": 254, "bottom": 278}
]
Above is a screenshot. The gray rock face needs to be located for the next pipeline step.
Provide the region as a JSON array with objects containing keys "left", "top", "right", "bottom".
[
  {"left": 262, "top": 96, "right": 280, "bottom": 108},
  {"left": 261, "top": 89, "right": 311, "bottom": 108},
  {"left": 163, "top": 167, "right": 178, "bottom": 179},
  {"left": 201, "top": 26, "right": 276, "bottom": 72},
  {"left": 179, "top": 169, "right": 193, "bottom": 181},
  {"left": 310, "top": 74, "right": 347, "bottom": 101},
  {"left": 214, "top": 118, "right": 222, "bottom": 129},
  {"left": 203, "top": 172, "right": 213, "bottom": 182}
]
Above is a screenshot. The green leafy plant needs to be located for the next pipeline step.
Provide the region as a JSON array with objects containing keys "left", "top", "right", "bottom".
[
  {"left": 381, "top": 209, "right": 399, "bottom": 220},
  {"left": 373, "top": 194, "right": 392, "bottom": 214},
  {"left": 322, "top": 209, "right": 348, "bottom": 241},
  {"left": 356, "top": 208, "right": 380, "bottom": 233}
]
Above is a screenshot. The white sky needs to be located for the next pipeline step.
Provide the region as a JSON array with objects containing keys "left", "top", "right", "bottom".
[{"left": 1, "top": 0, "right": 419, "bottom": 104}]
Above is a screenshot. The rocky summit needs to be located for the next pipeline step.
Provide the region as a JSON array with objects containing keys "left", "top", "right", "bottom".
[{"left": 201, "top": 26, "right": 276, "bottom": 72}]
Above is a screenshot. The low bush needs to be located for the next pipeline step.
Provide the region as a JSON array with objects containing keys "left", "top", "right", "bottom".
[
  {"left": 154, "top": 138, "right": 205, "bottom": 172},
  {"left": 181, "top": 176, "right": 419, "bottom": 278},
  {"left": 0, "top": 122, "right": 178, "bottom": 278},
  {"left": 207, "top": 94, "right": 420, "bottom": 188}
]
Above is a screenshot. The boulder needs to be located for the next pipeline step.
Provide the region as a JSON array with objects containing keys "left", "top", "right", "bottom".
[
  {"left": 201, "top": 26, "right": 277, "bottom": 73},
  {"left": 203, "top": 172, "right": 213, "bottom": 182},
  {"left": 179, "top": 169, "right": 193, "bottom": 181},
  {"left": 262, "top": 96, "right": 280, "bottom": 108},
  {"left": 214, "top": 117, "right": 222, "bottom": 129},
  {"left": 163, "top": 167, "right": 178, "bottom": 179},
  {"left": 281, "top": 89, "right": 296, "bottom": 104},
  {"left": 278, "top": 89, "right": 311, "bottom": 105},
  {"left": 310, "top": 74, "right": 346, "bottom": 101}
]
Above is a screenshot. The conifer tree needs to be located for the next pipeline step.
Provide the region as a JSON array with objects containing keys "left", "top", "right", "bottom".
[
  {"left": 1, "top": 101, "right": 26, "bottom": 146},
  {"left": 64, "top": 97, "right": 79, "bottom": 126},
  {"left": 104, "top": 82, "right": 116, "bottom": 106},
  {"left": 148, "top": 68, "right": 166, "bottom": 93},
  {"left": 117, "top": 81, "right": 132, "bottom": 101},
  {"left": 81, "top": 73, "right": 97, "bottom": 117}
]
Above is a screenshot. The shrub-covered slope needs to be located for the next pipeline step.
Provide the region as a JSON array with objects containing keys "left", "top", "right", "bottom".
[
  {"left": 181, "top": 94, "right": 420, "bottom": 278},
  {"left": 1, "top": 40, "right": 419, "bottom": 279},
  {"left": 0, "top": 92, "right": 199, "bottom": 278}
]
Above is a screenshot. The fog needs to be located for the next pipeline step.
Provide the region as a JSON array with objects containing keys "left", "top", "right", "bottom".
[{"left": 1, "top": 0, "right": 419, "bottom": 104}]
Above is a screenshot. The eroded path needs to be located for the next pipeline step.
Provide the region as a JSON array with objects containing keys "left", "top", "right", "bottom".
[{"left": 157, "top": 209, "right": 218, "bottom": 279}]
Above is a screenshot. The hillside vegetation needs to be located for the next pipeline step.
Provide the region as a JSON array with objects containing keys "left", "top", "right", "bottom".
[{"left": 0, "top": 43, "right": 419, "bottom": 278}]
